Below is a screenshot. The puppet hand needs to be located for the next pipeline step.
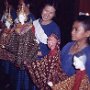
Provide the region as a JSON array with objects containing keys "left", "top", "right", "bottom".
[{"left": 47, "top": 81, "right": 53, "bottom": 87}]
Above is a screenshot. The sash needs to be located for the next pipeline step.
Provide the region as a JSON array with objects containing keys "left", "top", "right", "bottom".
[
  {"left": 33, "top": 19, "right": 48, "bottom": 44},
  {"left": 72, "top": 70, "right": 86, "bottom": 90}
]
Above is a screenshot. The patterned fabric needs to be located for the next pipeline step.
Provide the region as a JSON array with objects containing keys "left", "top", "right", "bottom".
[
  {"left": 0, "top": 28, "right": 15, "bottom": 61},
  {"left": 52, "top": 74, "right": 90, "bottom": 90},
  {"left": 25, "top": 46, "right": 68, "bottom": 90},
  {"left": 5, "top": 23, "right": 38, "bottom": 69}
]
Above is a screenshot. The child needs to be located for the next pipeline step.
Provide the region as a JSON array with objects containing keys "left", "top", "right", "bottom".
[
  {"left": 33, "top": 1, "right": 61, "bottom": 59},
  {"left": 61, "top": 15, "right": 90, "bottom": 79}
]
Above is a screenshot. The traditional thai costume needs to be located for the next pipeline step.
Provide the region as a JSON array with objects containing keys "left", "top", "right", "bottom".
[
  {"left": 25, "top": 43, "right": 68, "bottom": 90},
  {"left": 0, "top": 12, "right": 16, "bottom": 89},
  {"left": 52, "top": 70, "right": 90, "bottom": 90},
  {"left": 4, "top": 22, "right": 38, "bottom": 90},
  {"left": 0, "top": 27, "right": 15, "bottom": 61}
]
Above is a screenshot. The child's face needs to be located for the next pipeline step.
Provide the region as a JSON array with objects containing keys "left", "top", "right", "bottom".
[
  {"left": 18, "top": 14, "right": 26, "bottom": 25},
  {"left": 47, "top": 36, "right": 57, "bottom": 50},
  {"left": 71, "top": 21, "right": 89, "bottom": 41},
  {"left": 5, "top": 20, "right": 11, "bottom": 29},
  {"left": 41, "top": 5, "right": 55, "bottom": 22}
]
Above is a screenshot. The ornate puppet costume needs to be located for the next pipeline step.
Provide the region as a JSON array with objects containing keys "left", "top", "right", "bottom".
[
  {"left": 4, "top": 5, "right": 38, "bottom": 69},
  {"left": 1, "top": 4, "right": 39, "bottom": 90},
  {"left": 0, "top": 8, "right": 15, "bottom": 61},
  {"left": 0, "top": 1, "right": 37, "bottom": 90},
  {"left": 25, "top": 34, "right": 68, "bottom": 90},
  {"left": 51, "top": 55, "right": 90, "bottom": 90},
  {"left": 52, "top": 72, "right": 90, "bottom": 90},
  {"left": 0, "top": 7, "right": 16, "bottom": 88}
]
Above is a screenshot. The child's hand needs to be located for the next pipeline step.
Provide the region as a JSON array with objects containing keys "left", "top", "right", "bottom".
[{"left": 37, "top": 51, "right": 42, "bottom": 56}]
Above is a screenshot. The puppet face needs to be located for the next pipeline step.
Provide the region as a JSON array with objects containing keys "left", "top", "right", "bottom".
[
  {"left": 18, "top": 14, "right": 26, "bottom": 25},
  {"left": 47, "top": 35, "right": 57, "bottom": 50},
  {"left": 5, "top": 20, "right": 11, "bottom": 29}
]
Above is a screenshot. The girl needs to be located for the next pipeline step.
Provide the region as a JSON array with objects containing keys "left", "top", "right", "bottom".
[
  {"left": 61, "top": 15, "right": 90, "bottom": 80},
  {"left": 33, "top": 1, "right": 61, "bottom": 59}
]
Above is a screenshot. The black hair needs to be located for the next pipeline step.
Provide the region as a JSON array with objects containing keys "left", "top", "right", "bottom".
[
  {"left": 40, "top": 0, "right": 58, "bottom": 20},
  {"left": 40, "top": 0, "right": 58, "bottom": 14},
  {"left": 75, "top": 15, "right": 90, "bottom": 31},
  {"left": 49, "top": 33, "right": 60, "bottom": 45},
  {"left": 75, "top": 15, "right": 90, "bottom": 44},
  {"left": 44, "top": 0, "right": 58, "bottom": 11}
]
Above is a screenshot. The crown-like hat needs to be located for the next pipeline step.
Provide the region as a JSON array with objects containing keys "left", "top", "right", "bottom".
[
  {"left": 6, "top": 7, "right": 13, "bottom": 24},
  {"left": 18, "top": 3, "right": 26, "bottom": 16},
  {"left": 18, "top": 3, "right": 27, "bottom": 21}
]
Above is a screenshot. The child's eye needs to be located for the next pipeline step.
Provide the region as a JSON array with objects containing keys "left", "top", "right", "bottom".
[
  {"left": 75, "top": 28, "right": 78, "bottom": 32},
  {"left": 73, "top": 27, "right": 78, "bottom": 32}
]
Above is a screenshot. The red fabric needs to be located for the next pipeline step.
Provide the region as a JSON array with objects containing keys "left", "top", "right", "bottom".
[
  {"left": 31, "top": 25, "right": 35, "bottom": 34},
  {"left": 72, "top": 70, "right": 86, "bottom": 90},
  {"left": 48, "top": 48, "right": 57, "bottom": 57}
]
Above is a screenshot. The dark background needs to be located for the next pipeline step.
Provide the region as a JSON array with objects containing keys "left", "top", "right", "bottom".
[
  {"left": 0, "top": 0, "right": 90, "bottom": 89},
  {"left": 0, "top": 0, "right": 90, "bottom": 47}
]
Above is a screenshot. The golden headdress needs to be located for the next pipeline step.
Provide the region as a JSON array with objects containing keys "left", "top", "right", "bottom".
[
  {"left": 6, "top": 7, "right": 13, "bottom": 25},
  {"left": 18, "top": 3, "right": 27, "bottom": 21},
  {"left": 4, "top": 0, "right": 9, "bottom": 13}
]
